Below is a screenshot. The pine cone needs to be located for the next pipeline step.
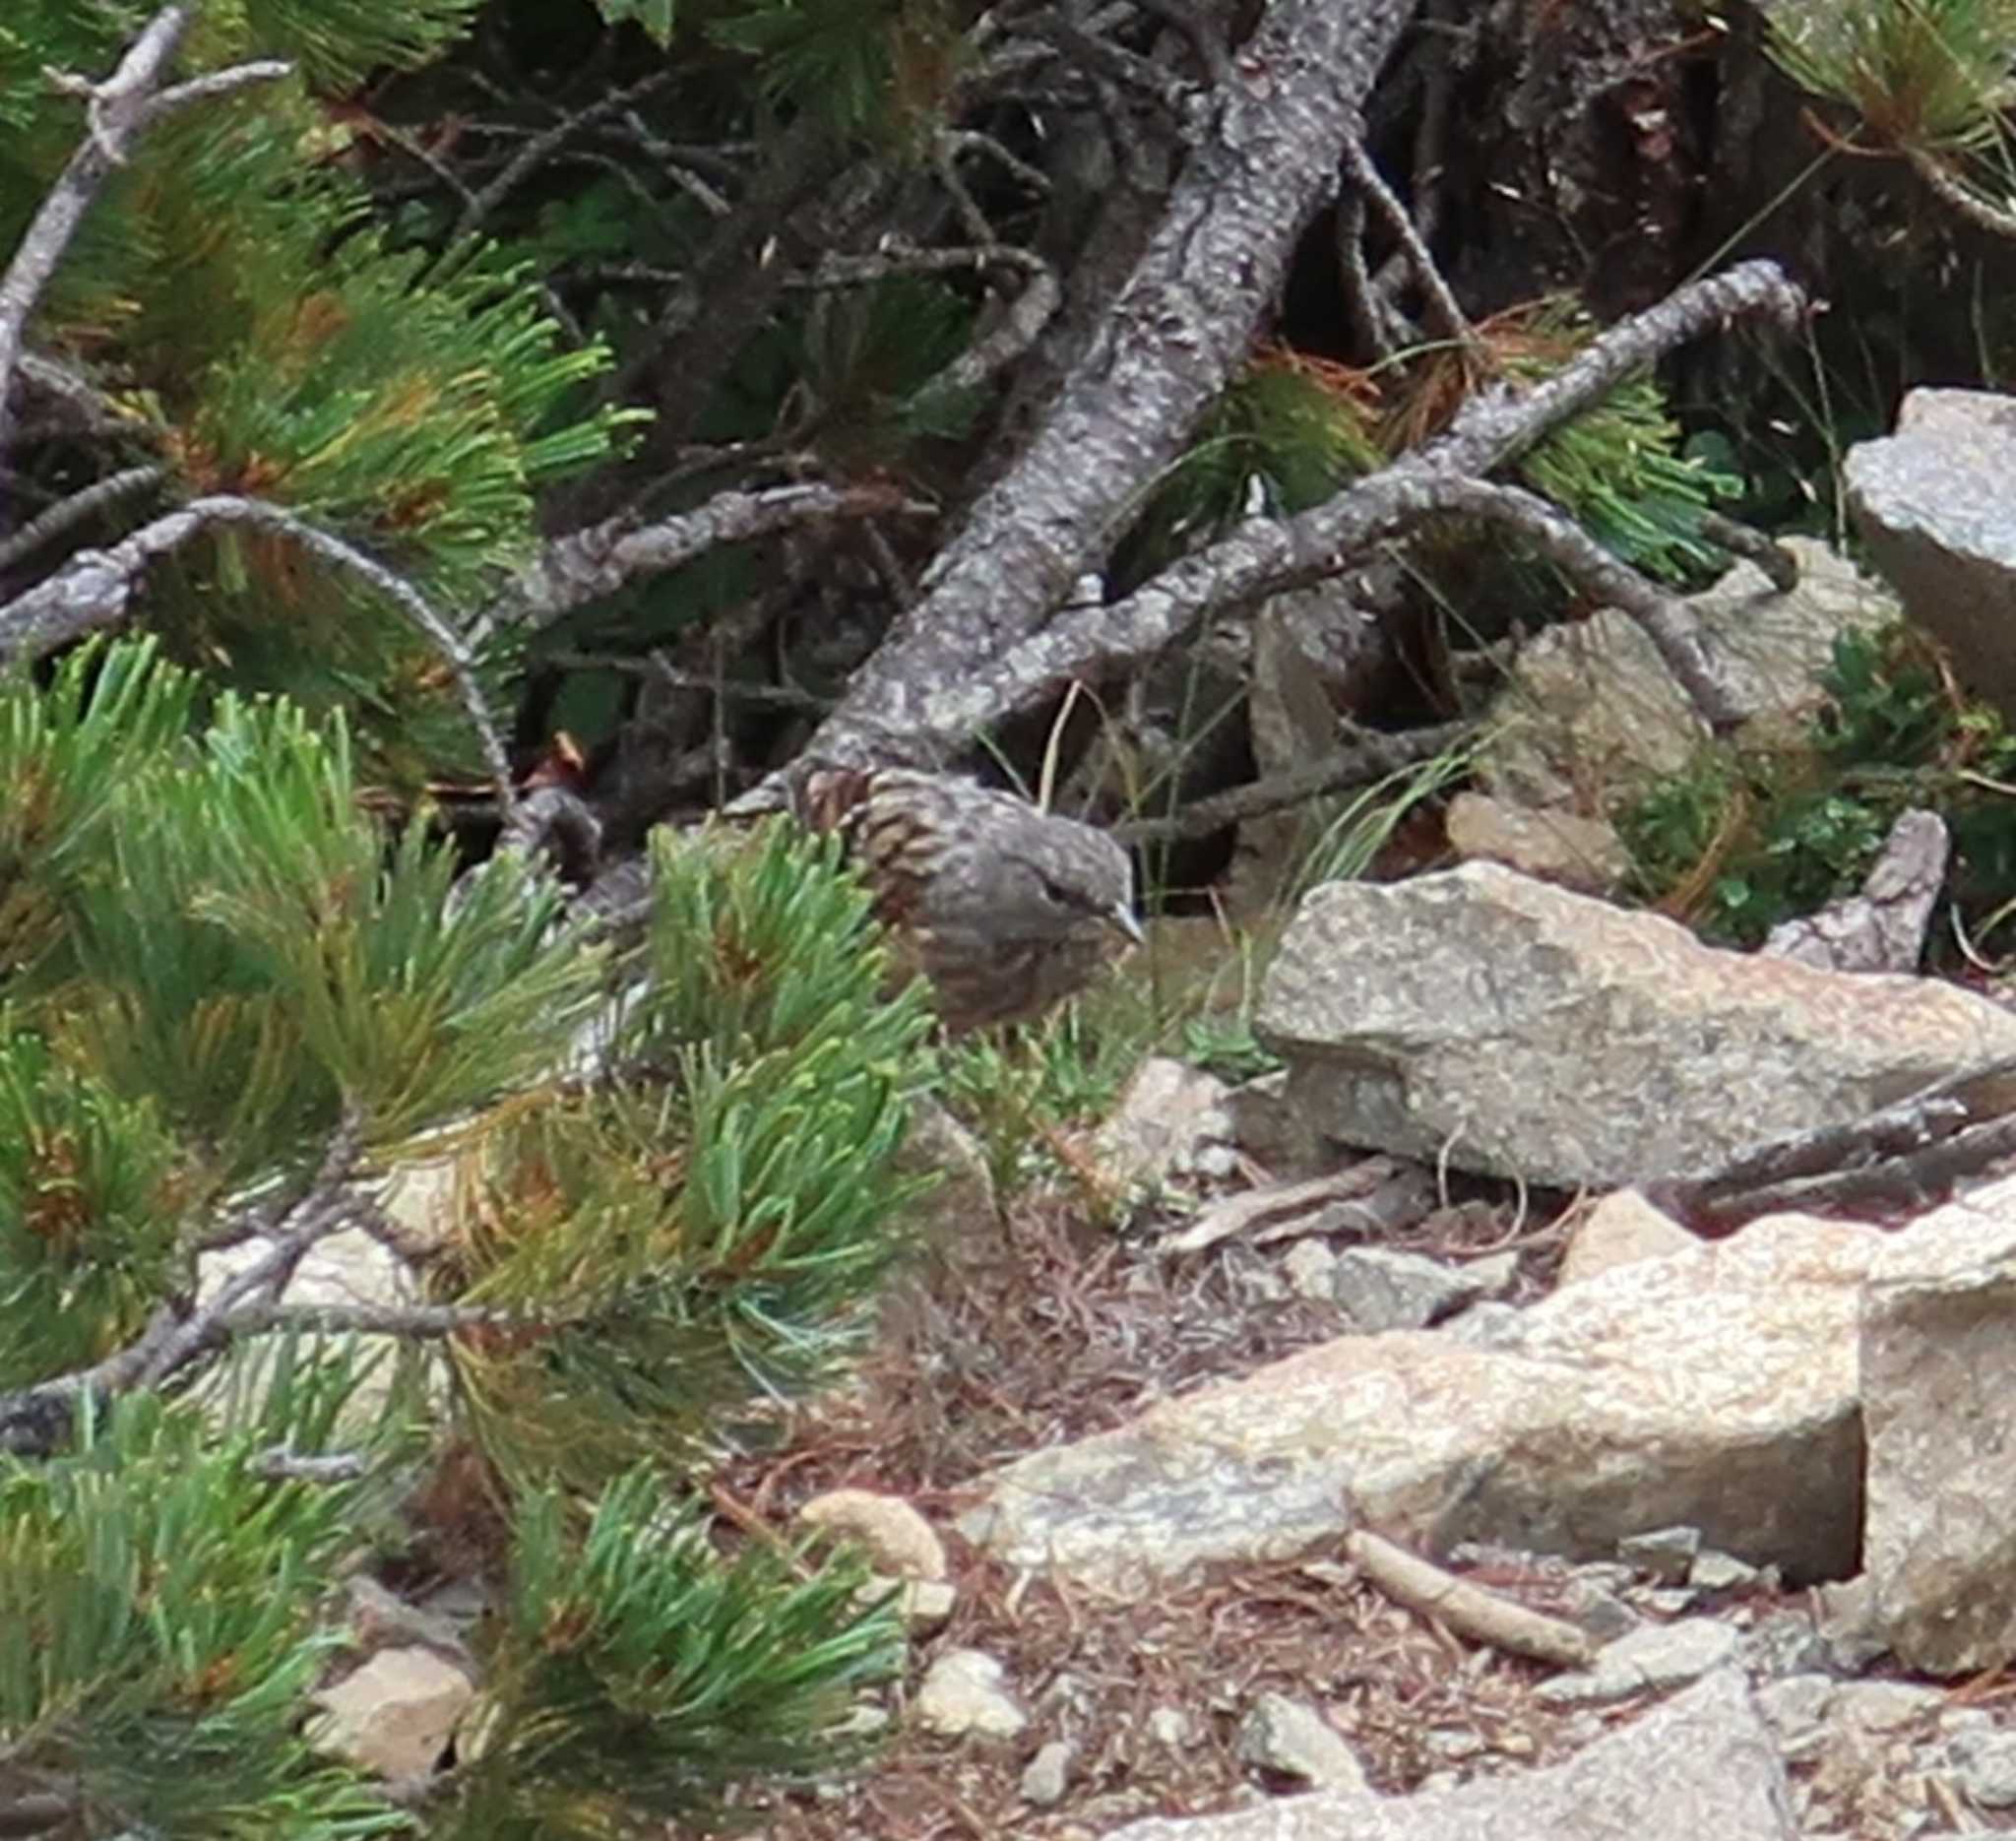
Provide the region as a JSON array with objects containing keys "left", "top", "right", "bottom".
[{"left": 791, "top": 767, "right": 1143, "bottom": 1032}]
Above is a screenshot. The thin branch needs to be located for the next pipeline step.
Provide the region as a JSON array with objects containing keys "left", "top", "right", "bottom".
[
  {"left": 792, "top": 241, "right": 1064, "bottom": 421},
  {"left": 134, "top": 1109, "right": 370, "bottom": 1389},
  {"left": 482, "top": 481, "right": 934, "bottom": 636},
  {"left": 940, "top": 128, "right": 1052, "bottom": 199},
  {"left": 1698, "top": 509, "right": 1798, "bottom": 593},
  {"left": 1334, "top": 187, "right": 1393, "bottom": 363},
  {"left": 16, "top": 351, "right": 135, "bottom": 438},
  {"left": 231, "top": 1300, "right": 526, "bottom": 1339},
  {"left": 0, "top": 493, "right": 516, "bottom": 816},
  {"left": 1341, "top": 129, "right": 1476, "bottom": 354},
  {"left": 0, "top": 1789, "right": 80, "bottom": 1839},
  {"left": 247, "top": 1447, "right": 370, "bottom": 1484},
  {"left": 0, "top": 7, "right": 287, "bottom": 452},
  {"left": 1418, "top": 477, "right": 1745, "bottom": 730},
  {"left": 0, "top": 465, "right": 164, "bottom": 571},
  {"left": 618, "top": 111, "right": 732, "bottom": 218},
  {"left": 452, "top": 68, "right": 676, "bottom": 241},
  {"left": 0, "top": 1126, "right": 371, "bottom": 1452},
  {"left": 1646, "top": 1055, "right": 2016, "bottom": 1234},
  {"left": 1347, "top": 1529, "right": 1595, "bottom": 1670},
  {"left": 1113, "top": 719, "right": 1474, "bottom": 844},
  {"left": 545, "top": 650, "right": 831, "bottom": 710}
]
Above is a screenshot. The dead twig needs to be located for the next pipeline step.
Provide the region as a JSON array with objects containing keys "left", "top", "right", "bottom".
[
  {"left": 1114, "top": 720, "right": 1474, "bottom": 846},
  {"left": 1346, "top": 1528, "right": 1595, "bottom": 1670}
]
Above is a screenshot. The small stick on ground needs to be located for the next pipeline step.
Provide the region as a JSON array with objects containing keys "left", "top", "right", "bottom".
[{"left": 1346, "top": 1528, "right": 1595, "bottom": 1671}]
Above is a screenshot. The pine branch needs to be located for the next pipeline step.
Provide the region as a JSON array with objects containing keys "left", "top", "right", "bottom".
[
  {"left": 0, "top": 1111, "right": 369, "bottom": 1452},
  {"left": 0, "top": 8, "right": 288, "bottom": 454},
  {"left": 0, "top": 494, "right": 516, "bottom": 816}
]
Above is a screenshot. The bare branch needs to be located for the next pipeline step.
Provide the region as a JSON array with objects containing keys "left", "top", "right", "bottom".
[
  {"left": 1341, "top": 128, "right": 1476, "bottom": 353},
  {"left": 481, "top": 481, "right": 934, "bottom": 637},
  {"left": 1415, "top": 477, "right": 1744, "bottom": 730},
  {"left": 1347, "top": 1529, "right": 1595, "bottom": 1670},
  {"left": 135, "top": 1111, "right": 371, "bottom": 1389},
  {"left": 1113, "top": 719, "right": 1474, "bottom": 844},
  {"left": 1647, "top": 1055, "right": 2016, "bottom": 1234},
  {"left": 247, "top": 1447, "right": 370, "bottom": 1484},
  {"left": 767, "top": 259, "right": 1807, "bottom": 772},
  {"left": 232, "top": 1301, "right": 525, "bottom": 1339},
  {"left": 1907, "top": 147, "right": 2016, "bottom": 241},
  {"left": 1334, "top": 186, "right": 1395, "bottom": 363},
  {"left": 545, "top": 650, "right": 831, "bottom": 711},
  {"left": 793, "top": 240, "right": 1064, "bottom": 422},
  {"left": 0, "top": 465, "right": 164, "bottom": 571},
  {"left": 0, "top": 1116, "right": 389, "bottom": 1455},
  {"left": 0, "top": 7, "right": 287, "bottom": 453},
  {"left": 17, "top": 352, "right": 136, "bottom": 439},
  {"left": 1698, "top": 510, "right": 1798, "bottom": 594},
  {"left": 452, "top": 69, "right": 676, "bottom": 242},
  {"left": 0, "top": 493, "right": 516, "bottom": 816}
]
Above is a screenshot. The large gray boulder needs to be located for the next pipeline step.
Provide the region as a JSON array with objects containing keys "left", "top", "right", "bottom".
[
  {"left": 1845, "top": 388, "right": 2016, "bottom": 719},
  {"left": 1256, "top": 861, "right": 2016, "bottom": 1187},
  {"left": 1861, "top": 1171, "right": 2016, "bottom": 1676}
]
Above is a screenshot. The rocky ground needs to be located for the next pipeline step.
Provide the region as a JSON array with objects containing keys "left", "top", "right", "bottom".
[{"left": 294, "top": 390, "right": 2016, "bottom": 1837}]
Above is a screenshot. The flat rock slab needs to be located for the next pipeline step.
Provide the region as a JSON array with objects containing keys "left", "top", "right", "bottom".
[
  {"left": 1256, "top": 861, "right": 2016, "bottom": 1187},
  {"left": 960, "top": 1213, "right": 1875, "bottom": 1593},
  {"left": 1102, "top": 1670, "right": 1796, "bottom": 1841}
]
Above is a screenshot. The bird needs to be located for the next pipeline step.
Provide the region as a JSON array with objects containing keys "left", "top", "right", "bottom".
[{"left": 790, "top": 766, "right": 1144, "bottom": 1033}]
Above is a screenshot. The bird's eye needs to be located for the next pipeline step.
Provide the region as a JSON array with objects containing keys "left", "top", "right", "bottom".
[{"left": 1038, "top": 873, "right": 1081, "bottom": 910}]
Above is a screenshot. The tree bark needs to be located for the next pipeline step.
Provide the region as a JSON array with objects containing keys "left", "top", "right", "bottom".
[{"left": 787, "top": 0, "right": 1421, "bottom": 776}]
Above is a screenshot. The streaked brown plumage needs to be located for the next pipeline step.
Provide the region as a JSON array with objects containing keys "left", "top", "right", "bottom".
[{"left": 791, "top": 767, "right": 1143, "bottom": 1032}]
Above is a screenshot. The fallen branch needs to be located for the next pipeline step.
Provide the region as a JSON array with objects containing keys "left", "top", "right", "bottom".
[
  {"left": 1346, "top": 1528, "right": 1595, "bottom": 1670},
  {"left": 1647, "top": 1057, "right": 2016, "bottom": 1235},
  {"left": 783, "top": 0, "right": 1419, "bottom": 773},
  {"left": 1340, "top": 127, "right": 1476, "bottom": 355},
  {"left": 1418, "top": 478, "right": 1743, "bottom": 730},
  {"left": 1114, "top": 720, "right": 1474, "bottom": 844},
  {"left": 0, "top": 464, "right": 165, "bottom": 572}
]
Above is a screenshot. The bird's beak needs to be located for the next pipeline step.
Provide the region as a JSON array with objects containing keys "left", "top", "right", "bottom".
[{"left": 1109, "top": 902, "right": 1147, "bottom": 947}]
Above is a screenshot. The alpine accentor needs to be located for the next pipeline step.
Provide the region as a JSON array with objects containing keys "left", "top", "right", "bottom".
[{"left": 791, "top": 767, "right": 1143, "bottom": 1032}]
